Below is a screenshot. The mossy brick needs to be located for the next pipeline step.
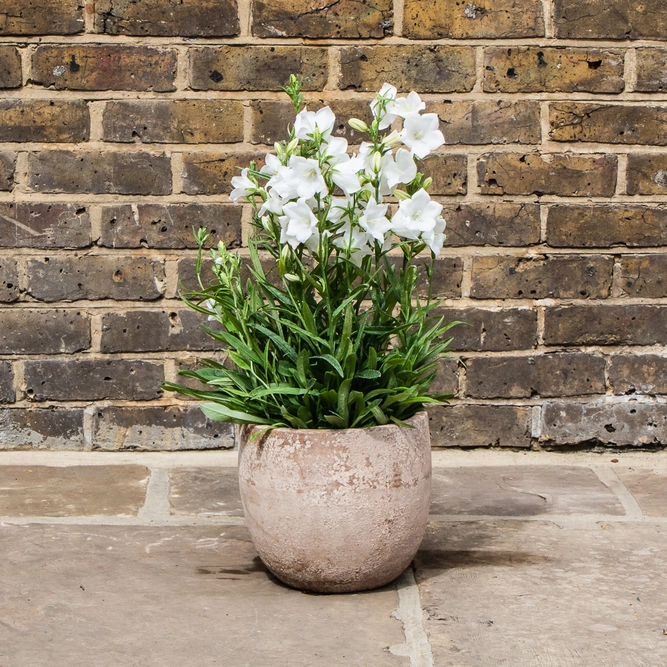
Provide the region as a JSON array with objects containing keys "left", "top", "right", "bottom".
[
  {"left": 617, "top": 255, "right": 667, "bottom": 298},
  {"left": 339, "top": 46, "right": 476, "bottom": 93},
  {"left": 0, "top": 362, "right": 13, "bottom": 403},
  {"left": 483, "top": 47, "right": 624, "bottom": 94},
  {"left": 470, "top": 255, "right": 613, "bottom": 299},
  {"left": 609, "top": 355, "right": 667, "bottom": 396},
  {"left": 99, "top": 204, "right": 242, "bottom": 249},
  {"left": 252, "top": 0, "right": 392, "bottom": 39},
  {"left": 27, "top": 151, "right": 171, "bottom": 195},
  {"left": 24, "top": 360, "right": 165, "bottom": 402},
  {"left": 477, "top": 153, "right": 617, "bottom": 197},
  {"left": 31, "top": 46, "right": 177, "bottom": 92},
  {"left": 403, "top": 0, "right": 543, "bottom": 39},
  {"left": 0, "top": 310, "right": 90, "bottom": 354},
  {"left": 550, "top": 104, "right": 667, "bottom": 145},
  {"left": 635, "top": 49, "right": 667, "bottom": 92},
  {"left": 181, "top": 152, "right": 264, "bottom": 195},
  {"left": 0, "top": 0, "right": 83, "bottom": 35},
  {"left": 421, "top": 155, "right": 467, "bottom": 195},
  {"left": 546, "top": 205, "right": 667, "bottom": 248},
  {"left": 627, "top": 154, "right": 667, "bottom": 195},
  {"left": 0, "top": 47, "right": 21, "bottom": 88},
  {"left": 96, "top": 0, "right": 239, "bottom": 37},
  {"left": 0, "top": 152, "right": 15, "bottom": 191},
  {"left": 189, "top": 46, "right": 328, "bottom": 92},
  {"left": 0, "top": 258, "right": 18, "bottom": 303},
  {"left": 0, "top": 408, "right": 85, "bottom": 450},
  {"left": 102, "top": 100, "right": 244, "bottom": 144},
  {"left": 25, "top": 256, "right": 165, "bottom": 302},
  {"left": 0, "top": 100, "right": 89, "bottom": 142},
  {"left": 0, "top": 203, "right": 90, "bottom": 248}
]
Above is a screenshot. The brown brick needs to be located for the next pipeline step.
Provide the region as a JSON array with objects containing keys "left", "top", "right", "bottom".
[
  {"left": 636, "top": 49, "right": 667, "bottom": 92},
  {"left": 466, "top": 353, "right": 606, "bottom": 399},
  {"left": 477, "top": 153, "right": 617, "bottom": 197},
  {"left": 0, "top": 152, "right": 15, "bottom": 191},
  {"left": 96, "top": 0, "right": 239, "bottom": 36},
  {"left": 550, "top": 104, "right": 667, "bottom": 145},
  {"left": 0, "top": 258, "right": 18, "bottom": 303},
  {"left": 27, "top": 151, "right": 172, "bottom": 195},
  {"left": 421, "top": 155, "right": 467, "bottom": 195},
  {"left": 441, "top": 203, "right": 541, "bottom": 247},
  {"left": 428, "top": 404, "right": 532, "bottom": 448},
  {"left": 0, "top": 203, "right": 90, "bottom": 249},
  {"left": 471, "top": 255, "right": 613, "bottom": 299},
  {"left": 99, "top": 204, "right": 242, "bottom": 250},
  {"left": 434, "top": 308, "right": 538, "bottom": 352},
  {"left": 181, "top": 152, "right": 264, "bottom": 196},
  {"left": 483, "top": 47, "right": 624, "bottom": 94},
  {"left": 252, "top": 0, "right": 392, "bottom": 38},
  {"left": 251, "top": 99, "right": 374, "bottom": 145},
  {"left": 609, "top": 355, "right": 667, "bottom": 396},
  {"left": 554, "top": 0, "right": 667, "bottom": 40},
  {"left": 411, "top": 256, "right": 463, "bottom": 299},
  {"left": 24, "top": 360, "right": 164, "bottom": 402},
  {"left": 31, "top": 46, "right": 177, "bottom": 92},
  {"left": 189, "top": 46, "right": 328, "bottom": 92},
  {"left": 26, "top": 256, "right": 165, "bottom": 302},
  {"left": 100, "top": 310, "right": 217, "bottom": 353},
  {"left": 430, "top": 358, "right": 460, "bottom": 396},
  {"left": 0, "top": 46, "right": 21, "bottom": 88},
  {"left": 0, "top": 362, "right": 13, "bottom": 403},
  {"left": 102, "top": 100, "right": 244, "bottom": 144},
  {"left": 169, "top": 353, "right": 229, "bottom": 399},
  {"left": 177, "top": 254, "right": 281, "bottom": 293},
  {"left": 0, "top": 408, "right": 85, "bottom": 450},
  {"left": 0, "top": 100, "right": 88, "bottom": 143},
  {"left": 627, "top": 154, "right": 667, "bottom": 195},
  {"left": 544, "top": 305, "right": 667, "bottom": 346},
  {"left": 339, "top": 46, "right": 476, "bottom": 93},
  {"left": 0, "top": 0, "right": 83, "bottom": 35},
  {"left": 617, "top": 255, "right": 667, "bottom": 298},
  {"left": 431, "top": 100, "right": 540, "bottom": 145},
  {"left": 404, "top": 0, "right": 543, "bottom": 39},
  {"left": 547, "top": 205, "right": 667, "bottom": 248},
  {"left": 0, "top": 310, "right": 90, "bottom": 354},
  {"left": 541, "top": 400, "right": 667, "bottom": 448},
  {"left": 91, "top": 405, "right": 234, "bottom": 451}
]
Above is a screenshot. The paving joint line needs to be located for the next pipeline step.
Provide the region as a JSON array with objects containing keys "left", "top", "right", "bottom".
[
  {"left": 137, "top": 467, "right": 172, "bottom": 523},
  {"left": 591, "top": 465, "right": 644, "bottom": 519}
]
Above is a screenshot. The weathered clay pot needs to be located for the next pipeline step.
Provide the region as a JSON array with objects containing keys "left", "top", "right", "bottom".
[{"left": 237, "top": 411, "right": 431, "bottom": 593}]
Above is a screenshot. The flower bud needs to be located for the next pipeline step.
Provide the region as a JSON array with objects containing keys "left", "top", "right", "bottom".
[
  {"left": 284, "top": 273, "right": 300, "bottom": 282},
  {"left": 286, "top": 137, "right": 299, "bottom": 153},
  {"left": 371, "top": 151, "right": 383, "bottom": 173},
  {"left": 348, "top": 118, "right": 369, "bottom": 133},
  {"left": 393, "top": 189, "right": 411, "bottom": 201},
  {"left": 422, "top": 176, "right": 433, "bottom": 190},
  {"left": 382, "top": 130, "right": 402, "bottom": 148}
]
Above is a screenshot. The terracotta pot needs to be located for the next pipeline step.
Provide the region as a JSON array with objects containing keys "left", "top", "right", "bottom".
[{"left": 237, "top": 411, "right": 431, "bottom": 593}]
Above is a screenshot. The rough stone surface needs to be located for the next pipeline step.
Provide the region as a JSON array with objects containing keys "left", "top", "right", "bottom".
[
  {"left": 0, "top": 258, "right": 19, "bottom": 303},
  {"left": 0, "top": 310, "right": 90, "bottom": 355},
  {"left": 31, "top": 45, "right": 177, "bottom": 92},
  {"left": 0, "top": 524, "right": 406, "bottom": 666},
  {"left": 635, "top": 49, "right": 667, "bottom": 92},
  {"left": 0, "top": 466, "right": 148, "bottom": 516},
  {"left": 181, "top": 151, "right": 264, "bottom": 195},
  {"left": 168, "top": 468, "right": 243, "bottom": 516},
  {"left": 546, "top": 205, "right": 667, "bottom": 248},
  {"left": 26, "top": 256, "right": 165, "bottom": 302},
  {"left": 541, "top": 400, "right": 667, "bottom": 447},
  {"left": 0, "top": 0, "right": 84, "bottom": 35},
  {"left": 189, "top": 46, "right": 328, "bottom": 91},
  {"left": 0, "top": 46, "right": 21, "bottom": 88},
  {"left": 430, "top": 358, "right": 460, "bottom": 396},
  {"left": 24, "top": 360, "right": 164, "bottom": 402},
  {"left": 627, "top": 154, "right": 667, "bottom": 195},
  {"left": 477, "top": 152, "right": 617, "bottom": 197},
  {"left": 102, "top": 100, "right": 244, "bottom": 144},
  {"left": 0, "top": 203, "right": 90, "bottom": 248},
  {"left": 27, "top": 151, "right": 172, "bottom": 195},
  {"left": 252, "top": 0, "right": 393, "bottom": 38},
  {"left": 617, "top": 255, "right": 667, "bottom": 298},
  {"left": 420, "top": 154, "right": 467, "bottom": 195},
  {"left": 92, "top": 406, "right": 235, "bottom": 451},
  {"left": 609, "top": 355, "right": 667, "bottom": 396},
  {"left": 0, "top": 100, "right": 89, "bottom": 142},
  {"left": 430, "top": 466, "right": 623, "bottom": 515},
  {"left": 431, "top": 100, "right": 541, "bottom": 145},
  {"left": 550, "top": 104, "right": 667, "bottom": 145},
  {"left": 99, "top": 204, "right": 242, "bottom": 249},
  {"left": 403, "top": 0, "right": 544, "bottom": 39},
  {"left": 470, "top": 254, "right": 613, "bottom": 299},
  {"left": 544, "top": 305, "right": 667, "bottom": 347},
  {"left": 0, "top": 362, "right": 14, "bottom": 404},
  {"left": 441, "top": 203, "right": 541, "bottom": 247},
  {"left": 616, "top": 469, "right": 667, "bottom": 517},
  {"left": 465, "top": 353, "right": 606, "bottom": 398},
  {"left": 414, "top": 256, "right": 463, "bottom": 298},
  {"left": 96, "top": 0, "right": 240, "bottom": 36},
  {"left": 339, "top": 46, "right": 476, "bottom": 93},
  {"left": 0, "top": 151, "right": 14, "bottom": 191},
  {"left": 0, "top": 408, "right": 85, "bottom": 450}
]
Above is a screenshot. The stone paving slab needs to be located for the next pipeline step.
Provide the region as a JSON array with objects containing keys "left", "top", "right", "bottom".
[
  {"left": 431, "top": 465, "right": 624, "bottom": 516},
  {"left": 415, "top": 520, "right": 667, "bottom": 667},
  {"left": 0, "top": 465, "right": 149, "bottom": 517},
  {"left": 168, "top": 468, "right": 243, "bottom": 516},
  {"left": 616, "top": 468, "right": 667, "bottom": 517},
  {"left": 0, "top": 524, "right": 406, "bottom": 667}
]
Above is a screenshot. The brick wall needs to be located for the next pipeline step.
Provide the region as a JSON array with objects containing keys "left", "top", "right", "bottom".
[{"left": 1, "top": 0, "right": 667, "bottom": 451}]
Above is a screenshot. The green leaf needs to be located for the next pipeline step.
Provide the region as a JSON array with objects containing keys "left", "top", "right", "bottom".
[
  {"left": 355, "top": 369, "right": 381, "bottom": 380},
  {"left": 200, "top": 403, "right": 272, "bottom": 425},
  {"left": 312, "top": 354, "right": 344, "bottom": 378}
]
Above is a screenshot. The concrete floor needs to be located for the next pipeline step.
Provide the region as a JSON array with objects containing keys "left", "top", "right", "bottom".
[{"left": 1, "top": 449, "right": 667, "bottom": 667}]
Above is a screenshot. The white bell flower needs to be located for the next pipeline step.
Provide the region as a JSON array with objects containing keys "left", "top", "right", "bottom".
[
  {"left": 400, "top": 113, "right": 444, "bottom": 159},
  {"left": 390, "top": 91, "right": 426, "bottom": 119},
  {"left": 230, "top": 168, "right": 255, "bottom": 203},
  {"left": 323, "top": 136, "right": 349, "bottom": 164},
  {"left": 274, "top": 156, "right": 328, "bottom": 201},
  {"left": 259, "top": 188, "right": 284, "bottom": 216},
  {"left": 293, "top": 106, "right": 336, "bottom": 140},
  {"left": 279, "top": 199, "right": 319, "bottom": 249},
  {"left": 384, "top": 148, "right": 417, "bottom": 189},
  {"left": 333, "top": 222, "right": 374, "bottom": 265},
  {"left": 421, "top": 215, "right": 447, "bottom": 256},
  {"left": 331, "top": 155, "right": 364, "bottom": 196},
  {"left": 391, "top": 189, "right": 443, "bottom": 241},
  {"left": 260, "top": 153, "right": 282, "bottom": 177},
  {"left": 370, "top": 83, "right": 398, "bottom": 130},
  {"left": 359, "top": 198, "right": 391, "bottom": 242}
]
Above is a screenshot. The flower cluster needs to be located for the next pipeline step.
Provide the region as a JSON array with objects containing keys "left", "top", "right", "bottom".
[{"left": 230, "top": 80, "right": 446, "bottom": 263}]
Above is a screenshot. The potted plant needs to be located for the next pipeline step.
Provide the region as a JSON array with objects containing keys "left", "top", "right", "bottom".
[{"left": 164, "top": 76, "right": 457, "bottom": 593}]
